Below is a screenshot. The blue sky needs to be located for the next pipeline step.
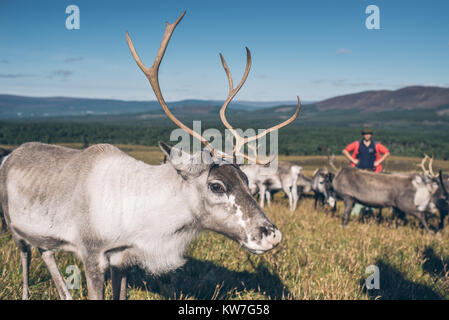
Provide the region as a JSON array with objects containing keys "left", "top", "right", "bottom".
[{"left": 0, "top": 0, "right": 448, "bottom": 101}]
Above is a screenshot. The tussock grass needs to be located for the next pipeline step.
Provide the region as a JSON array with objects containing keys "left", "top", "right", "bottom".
[{"left": 0, "top": 144, "right": 448, "bottom": 299}]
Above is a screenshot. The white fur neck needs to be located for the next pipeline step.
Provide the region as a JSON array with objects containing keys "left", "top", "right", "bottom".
[{"left": 87, "top": 154, "right": 204, "bottom": 274}]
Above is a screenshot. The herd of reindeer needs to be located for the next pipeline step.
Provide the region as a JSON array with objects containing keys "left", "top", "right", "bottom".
[
  {"left": 0, "top": 12, "right": 448, "bottom": 300},
  {"left": 242, "top": 153, "right": 449, "bottom": 233}
]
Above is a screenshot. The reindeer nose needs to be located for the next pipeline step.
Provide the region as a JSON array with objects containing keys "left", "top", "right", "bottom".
[{"left": 260, "top": 226, "right": 282, "bottom": 250}]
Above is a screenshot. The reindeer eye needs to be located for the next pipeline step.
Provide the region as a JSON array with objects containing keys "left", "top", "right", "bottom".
[{"left": 209, "top": 183, "right": 226, "bottom": 194}]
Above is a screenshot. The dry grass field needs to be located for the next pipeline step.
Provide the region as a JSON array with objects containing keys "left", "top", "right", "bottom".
[{"left": 0, "top": 143, "right": 448, "bottom": 300}]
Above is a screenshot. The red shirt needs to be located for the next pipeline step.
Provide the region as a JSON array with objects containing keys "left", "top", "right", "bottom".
[{"left": 344, "top": 141, "right": 389, "bottom": 172}]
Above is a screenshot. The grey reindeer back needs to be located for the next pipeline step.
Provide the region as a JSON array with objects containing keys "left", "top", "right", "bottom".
[{"left": 0, "top": 142, "right": 125, "bottom": 241}]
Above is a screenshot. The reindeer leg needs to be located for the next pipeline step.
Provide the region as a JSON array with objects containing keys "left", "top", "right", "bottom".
[
  {"left": 286, "top": 187, "right": 293, "bottom": 211},
  {"left": 39, "top": 249, "right": 73, "bottom": 300},
  {"left": 342, "top": 196, "right": 354, "bottom": 227},
  {"left": 418, "top": 212, "right": 432, "bottom": 234},
  {"left": 259, "top": 184, "right": 266, "bottom": 208},
  {"left": 282, "top": 183, "right": 293, "bottom": 211},
  {"left": 83, "top": 256, "right": 105, "bottom": 300},
  {"left": 291, "top": 184, "right": 298, "bottom": 211},
  {"left": 438, "top": 207, "right": 447, "bottom": 231},
  {"left": 111, "top": 267, "right": 128, "bottom": 300},
  {"left": 376, "top": 208, "right": 383, "bottom": 224},
  {"left": 265, "top": 191, "right": 272, "bottom": 208},
  {"left": 18, "top": 242, "right": 31, "bottom": 300},
  {"left": 0, "top": 208, "right": 7, "bottom": 234},
  {"left": 393, "top": 208, "right": 405, "bottom": 229},
  {"left": 331, "top": 201, "right": 337, "bottom": 217},
  {"left": 297, "top": 188, "right": 303, "bottom": 206}
]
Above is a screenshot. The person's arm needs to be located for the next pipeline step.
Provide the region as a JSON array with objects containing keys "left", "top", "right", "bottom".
[
  {"left": 374, "top": 152, "right": 389, "bottom": 167},
  {"left": 374, "top": 144, "right": 390, "bottom": 167},
  {"left": 342, "top": 142, "right": 358, "bottom": 165}
]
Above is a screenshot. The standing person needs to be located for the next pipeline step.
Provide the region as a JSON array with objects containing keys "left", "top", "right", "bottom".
[
  {"left": 342, "top": 127, "right": 390, "bottom": 173},
  {"left": 342, "top": 127, "right": 390, "bottom": 217}
]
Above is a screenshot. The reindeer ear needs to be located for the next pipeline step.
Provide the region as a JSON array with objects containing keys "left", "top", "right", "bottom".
[
  {"left": 159, "top": 141, "right": 189, "bottom": 164},
  {"left": 158, "top": 141, "right": 209, "bottom": 179},
  {"left": 291, "top": 165, "right": 302, "bottom": 175},
  {"left": 158, "top": 141, "right": 172, "bottom": 157},
  {"left": 412, "top": 174, "right": 424, "bottom": 186}
]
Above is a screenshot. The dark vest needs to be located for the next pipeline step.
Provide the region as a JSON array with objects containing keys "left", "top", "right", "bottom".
[{"left": 357, "top": 139, "right": 376, "bottom": 170}]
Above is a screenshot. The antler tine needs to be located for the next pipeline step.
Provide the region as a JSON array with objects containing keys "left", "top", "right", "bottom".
[
  {"left": 126, "top": 11, "right": 214, "bottom": 154},
  {"left": 219, "top": 69, "right": 301, "bottom": 164},
  {"left": 219, "top": 48, "right": 252, "bottom": 138},
  {"left": 247, "top": 96, "right": 301, "bottom": 144},
  {"left": 327, "top": 151, "right": 339, "bottom": 172},
  {"left": 237, "top": 97, "right": 300, "bottom": 164},
  {"left": 330, "top": 157, "right": 337, "bottom": 171},
  {"left": 428, "top": 153, "right": 436, "bottom": 177},
  {"left": 218, "top": 48, "right": 301, "bottom": 142},
  {"left": 218, "top": 48, "right": 273, "bottom": 165},
  {"left": 419, "top": 154, "right": 430, "bottom": 175}
]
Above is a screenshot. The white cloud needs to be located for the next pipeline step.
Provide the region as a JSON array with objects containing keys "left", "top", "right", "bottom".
[
  {"left": 0, "top": 73, "right": 34, "bottom": 78},
  {"left": 63, "top": 56, "right": 84, "bottom": 63},
  {"left": 331, "top": 79, "right": 385, "bottom": 87},
  {"left": 45, "top": 70, "right": 74, "bottom": 81},
  {"left": 336, "top": 48, "right": 352, "bottom": 55}
]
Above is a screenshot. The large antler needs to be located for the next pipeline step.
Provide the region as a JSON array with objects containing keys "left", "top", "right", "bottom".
[
  {"left": 219, "top": 49, "right": 301, "bottom": 163},
  {"left": 419, "top": 153, "right": 436, "bottom": 177},
  {"left": 126, "top": 11, "right": 215, "bottom": 155},
  {"left": 127, "top": 11, "right": 301, "bottom": 164},
  {"left": 326, "top": 148, "right": 339, "bottom": 172},
  {"left": 419, "top": 154, "right": 430, "bottom": 175},
  {"left": 428, "top": 154, "right": 436, "bottom": 177}
]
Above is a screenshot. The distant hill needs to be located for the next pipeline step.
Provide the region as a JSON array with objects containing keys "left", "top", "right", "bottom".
[
  {"left": 0, "top": 94, "right": 314, "bottom": 119},
  {"left": 1, "top": 86, "right": 449, "bottom": 132},
  {"left": 0, "top": 95, "right": 161, "bottom": 118},
  {"left": 315, "top": 86, "right": 449, "bottom": 112}
]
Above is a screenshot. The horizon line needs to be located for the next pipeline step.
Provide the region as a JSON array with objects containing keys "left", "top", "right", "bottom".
[{"left": 1, "top": 84, "right": 448, "bottom": 103}]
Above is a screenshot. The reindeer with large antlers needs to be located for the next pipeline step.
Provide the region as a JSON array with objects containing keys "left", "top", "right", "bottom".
[{"left": 0, "top": 12, "right": 300, "bottom": 300}]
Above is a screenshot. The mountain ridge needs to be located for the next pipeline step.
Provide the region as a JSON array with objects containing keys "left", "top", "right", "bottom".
[
  {"left": 1, "top": 86, "right": 449, "bottom": 118},
  {"left": 0, "top": 94, "right": 314, "bottom": 118},
  {"left": 315, "top": 86, "right": 449, "bottom": 112}
]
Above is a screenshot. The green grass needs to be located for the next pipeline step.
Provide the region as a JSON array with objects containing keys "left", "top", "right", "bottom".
[{"left": 0, "top": 144, "right": 448, "bottom": 300}]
